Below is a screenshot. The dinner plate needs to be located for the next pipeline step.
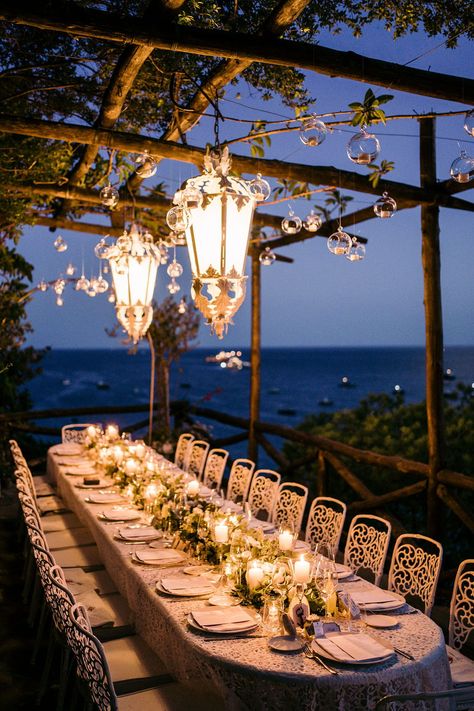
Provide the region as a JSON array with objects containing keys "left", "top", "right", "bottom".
[
  {"left": 268, "top": 635, "right": 305, "bottom": 652},
  {"left": 98, "top": 509, "right": 141, "bottom": 522},
  {"left": 156, "top": 581, "right": 214, "bottom": 598},
  {"left": 354, "top": 592, "right": 405, "bottom": 612},
  {"left": 186, "top": 612, "right": 258, "bottom": 635},
  {"left": 116, "top": 529, "right": 162, "bottom": 543},
  {"left": 132, "top": 550, "right": 186, "bottom": 566},
  {"left": 312, "top": 634, "right": 395, "bottom": 665},
  {"left": 335, "top": 564, "right": 354, "bottom": 580},
  {"left": 364, "top": 614, "right": 399, "bottom": 629},
  {"left": 74, "top": 480, "right": 114, "bottom": 489}
]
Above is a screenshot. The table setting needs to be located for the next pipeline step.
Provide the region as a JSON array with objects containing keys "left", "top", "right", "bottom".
[{"left": 45, "top": 424, "right": 452, "bottom": 710}]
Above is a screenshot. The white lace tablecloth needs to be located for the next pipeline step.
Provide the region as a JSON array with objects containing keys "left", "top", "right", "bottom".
[{"left": 47, "top": 449, "right": 452, "bottom": 711}]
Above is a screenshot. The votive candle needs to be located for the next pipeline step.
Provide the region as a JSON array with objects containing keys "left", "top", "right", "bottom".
[
  {"left": 278, "top": 529, "right": 294, "bottom": 551},
  {"left": 293, "top": 555, "right": 311, "bottom": 584}
]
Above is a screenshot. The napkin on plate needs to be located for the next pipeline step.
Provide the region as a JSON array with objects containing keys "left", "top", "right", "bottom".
[
  {"left": 315, "top": 633, "right": 392, "bottom": 662},
  {"left": 117, "top": 526, "right": 159, "bottom": 540},
  {"left": 135, "top": 549, "right": 185, "bottom": 564},
  {"left": 351, "top": 591, "right": 403, "bottom": 608},
  {"left": 192, "top": 607, "right": 255, "bottom": 632},
  {"left": 87, "top": 492, "right": 125, "bottom": 504},
  {"left": 100, "top": 509, "right": 139, "bottom": 521},
  {"left": 160, "top": 575, "right": 215, "bottom": 595}
]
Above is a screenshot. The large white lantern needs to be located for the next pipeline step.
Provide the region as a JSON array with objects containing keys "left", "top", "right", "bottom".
[
  {"left": 169, "top": 147, "right": 257, "bottom": 339},
  {"left": 97, "top": 224, "right": 160, "bottom": 344}
]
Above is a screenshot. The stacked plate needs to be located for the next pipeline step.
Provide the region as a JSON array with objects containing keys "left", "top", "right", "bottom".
[
  {"left": 114, "top": 526, "right": 162, "bottom": 543},
  {"left": 335, "top": 563, "right": 354, "bottom": 580},
  {"left": 85, "top": 492, "right": 125, "bottom": 504},
  {"left": 98, "top": 508, "right": 140, "bottom": 522},
  {"left": 52, "top": 443, "right": 83, "bottom": 456},
  {"left": 63, "top": 464, "right": 98, "bottom": 477},
  {"left": 350, "top": 590, "right": 405, "bottom": 612},
  {"left": 312, "top": 632, "right": 395, "bottom": 665},
  {"left": 133, "top": 549, "right": 186, "bottom": 567},
  {"left": 157, "top": 574, "right": 216, "bottom": 597},
  {"left": 187, "top": 607, "right": 258, "bottom": 635}
]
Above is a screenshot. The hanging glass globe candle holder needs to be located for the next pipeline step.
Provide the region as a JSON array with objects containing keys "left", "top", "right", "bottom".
[
  {"left": 86, "top": 283, "right": 97, "bottom": 297},
  {"left": 259, "top": 246, "right": 276, "bottom": 266},
  {"left": 249, "top": 173, "right": 271, "bottom": 202},
  {"left": 178, "top": 298, "right": 187, "bottom": 314},
  {"left": 37, "top": 280, "right": 48, "bottom": 292},
  {"left": 135, "top": 151, "right": 157, "bottom": 178},
  {"left": 166, "top": 205, "right": 191, "bottom": 233},
  {"left": 464, "top": 110, "right": 474, "bottom": 137},
  {"left": 65, "top": 263, "right": 76, "bottom": 276},
  {"left": 346, "top": 237, "right": 366, "bottom": 262},
  {"left": 303, "top": 210, "right": 322, "bottom": 232},
  {"left": 327, "top": 226, "right": 352, "bottom": 256},
  {"left": 167, "top": 259, "right": 183, "bottom": 278},
  {"left": 450, "top": 150, "right": 474, "bottom": 183},
  {"left": 107, "top": 290, "right": 116, "bottom": 304},
  {"left": 54, "top": 235, "right": 68, "bottom": 252},
  {"left": 75, "top": 273, "right": 90, "bottom": 291},
  {"left": 347, "top": 127, "right": 380, "bottom": 165},
  {"left": 100, "top": 184, "right": 119, "bottom": 208},
  {"left": 299, "top": 115, "right": 327, "bottom": 147},
  {"left": 94, "top": 275, "right": 109, "bottom": 294},
  {"left": 56, "top": 295, "right": 64, "bottom": 307},
  {"left": 373, "top": 192, "right": 397, "bottom": 218},
  {"left": 167, "top": 278, "right": 180, "bottom": 294},
  {"left": 281, "top": 208, "right": 302, "bottom": 235},
  {"left": 53, "top": 278, "right": 65, "bottom": 295}
]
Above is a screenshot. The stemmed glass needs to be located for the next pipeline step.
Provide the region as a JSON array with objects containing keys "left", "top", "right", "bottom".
[{"left": 313, "top": 546, "right": 338, "bottom": 621}]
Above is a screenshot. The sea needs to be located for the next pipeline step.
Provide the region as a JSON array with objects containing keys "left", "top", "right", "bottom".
[{"left": 27, "top": 347, "right": 474, "bottom": 453}]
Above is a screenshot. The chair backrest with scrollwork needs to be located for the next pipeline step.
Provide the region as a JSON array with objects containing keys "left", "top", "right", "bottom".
[
  {"left": 10, "top": 440, "right": 38, "bottom": 502},
  {"left": 388, "top": 533, "right": 443, "bottom": 617},
  {"left": 17, "top": 487, "right": 42, "bottom": 531},
  {"left": 61, "top": 423, "right": 98, "bottom": 444},
  {"left": 227, "top": 458, "right": 255, "bottom": 503},
  {"left": 449, "top": 559, "right": 474, "bottom": 651},
  {"left": 344, "top": 514, "right": 391, "bottom": 586},
  {"left": 248, "top": 469, "right": 281, "bottom": 522},
  {"left": 174, "top": 432, "right": 194, "bottom": 470},
  {"left": 70, "top": 602, "right": 118, "bottom": 711},
  {"left": 272, "top": 482, "right": 308, "bottom": 534},
  {"left": 48, "top": 565, "right": 78, "bottom": 645},
  {"left": 203, "top": 448, "right": 229, "bottom": 489},
  {"left": 305, "top": 497, "right": 347, "bottom": 555},
  {"left": 30, "top": 539, "right": 56, "bottom": 607},
  {"left": 186, "top": 440, "right": 210, "bottom": 480}
]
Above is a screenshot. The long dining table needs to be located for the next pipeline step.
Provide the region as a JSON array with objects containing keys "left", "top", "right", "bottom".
[{"left": 47, "top": 445, "right": 452, "bottom": 711}]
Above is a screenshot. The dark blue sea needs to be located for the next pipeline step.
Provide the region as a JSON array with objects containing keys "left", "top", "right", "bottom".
[{"left": 28, "top": 347, "right": 474, "bottom": 451}]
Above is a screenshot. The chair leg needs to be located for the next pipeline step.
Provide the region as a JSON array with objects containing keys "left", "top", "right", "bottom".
[
  {"left": 36, "top": 628, "right": 56, "bottom": 706},
  {"left": 28, "top": 576, "right": 42, "bottom": 627},
  {"left": 56, "top": 646, "right": 75, "bottom": 711},
  {"left": 31, "top": 602, "right": 49, "bottom": 666}
]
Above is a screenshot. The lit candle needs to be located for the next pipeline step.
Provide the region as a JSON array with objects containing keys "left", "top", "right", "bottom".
[
  {"left": 106, "top": 424, "right": 119, "bottom": 439},
  {"left": 112, "top": 446, "right": 123, "bottom": 464},
  {"left": 87, "top": 425, "right": 98, "bottom": 438},
  {"left": 278, "top": 529, "right": 294, "bottom": 551},
  {"left": 125, "top": 459, "right": 138, "bottom": 474},
  {"left": 293, "top": 555, "right": 311, "bottom": 584},
  {"left": 144, "top": 483, "right": 158, "bottom": 501},
  {"left": 214, "top": 522, "right": 229, "bottom": 544},
  {"left": 135, "top": 443, "right": 146, "bottom": 459},
  {"left": 186, "top": 480, "right": 200, "bottom": 497},
  {"left": 246, "top": 561, "right": 265, "bottom": 590},
  {"left": 146, "top": 460, "right": 156, "bottom": 474}
]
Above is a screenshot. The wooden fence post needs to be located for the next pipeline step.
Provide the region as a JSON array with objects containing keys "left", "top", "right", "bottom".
[
  {"left": 248, "top": 252, "right": 261, "bottom": 463},
  {"left": 419, "top": 117, "right": 445, "bottom": 538}
]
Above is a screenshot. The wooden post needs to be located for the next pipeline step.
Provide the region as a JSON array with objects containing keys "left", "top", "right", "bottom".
[
  {"left": 248, "top": 252, "right": 261, "bottom": 463},
  {"left": 419, "top": 117, "right": 445, "bottom": 537}
]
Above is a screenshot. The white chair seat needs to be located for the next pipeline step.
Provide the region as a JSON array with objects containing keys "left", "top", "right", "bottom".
[
  {"left": 45, "top": 527, "right": 96, "bottom": 550},
  {"left": 105, "top": 635, "right": 169, "bottom": 682},
  {"left": 41, "top": 512, "right": 84, "bottom": 532},
  {"left": 118, "top": 683, "right": 225, "bottom": 711},
  {"left": 447, "top": 645, "right": 474, "bottom": 686},
  {"left": 53, "top": 545, "right": 103, "bottom": 569}
]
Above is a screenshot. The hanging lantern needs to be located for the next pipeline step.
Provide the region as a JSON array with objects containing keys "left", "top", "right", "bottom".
[
  {"left": 97, "top": 223, "right": 160, "bottom": 344},
  {"left": 169, "top": 147, "right": 256, "bottom": 339},
  {"left": 327, "top": 226, "right": 352, "bottom": 256},
  {"left": 37, "top": 280, "right": 48, "bottom": 292},
  {"left": 281, "top": 208, "right": 302, "bottom": 235},
  {"left": 53, "top": 235, "right": 68, "bottom": 252},
  {"left": 259, "top": 246, "right": 276, "bottom": 266},
  {"left": 303, "top": 210, "right": 322, "bottom": 232},
  {"left": 100, "top": 184, "right": 119, "bottom": 208},
  {"left": 373, "top": 192, "right": 397, "bottom": 218},
  {"left": 66, "top": 262, "right": 76, "bottom": 276},
  {"left": 450, "top": 150, "right": 474, "bottom": 183},
  {"left": 135, "top": 151, "right": 157, "bottom": 178},
  {"left": 346, "top": 237, "right": 366, "bottom": 262},
  {"left": 347, "top": 127, "right": 380, "bottom": 164},
  {"left": 464, "top": 110, "right": 474, "bottom": 137},
  {"left": 299, "top": 115, "right": 327, "bottom": 147},
  {"left": 249, "top": 173, "right": 271, "bottom": 202}
]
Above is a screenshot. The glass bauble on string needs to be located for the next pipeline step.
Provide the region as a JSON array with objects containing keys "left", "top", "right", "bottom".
[
  {"left": 65, "top": 263, "right": 76, "bottom": 276},
  {"left": 167, "top": 278, "right": 180, "bottom": 294},
  {"left": 259, "top": 246, "right": 276, "bottom": 266},
  {"left": 53, "top": 235, "right": 68, "bottom": 252},
  {"left": 86, "top": 283, "right": 97, "bottom": 297},
  {"left": 135, "top": 151, "right": 157, "bottom": 178},
  {"left": 53, "top": 278, "right": 65, "bottom": 295},
  {"left": 167, "top": 259, "right": 183, "bottom": 278},
  {"left": 75, "top": 274, "right": 90, "bottom": 291},
  {"left": 299, "top": 116, "right": 327, "bottom": 147},
  {"left": 281, "top": 208, "right": 302, "bottom": 235},
  {"left": 56, "top": 296, "right": 64, "bottom": 307},
  {"left": 327, "top": 226, "right": 352, "bottom": 255},
  {"left": 94, "top": 275, "right": 109, "bottom": 294},
  {"left": 464, "top": 110, "right": 474, "bottom": 137},
  {"left": 450, "top": 150, "right": 474, "bottom": 183},
  {"left": 159, "top": 243, "right": 169, "bottom": 265},
  {"left": 373, "top": 192, "right": 397, "bottom": 218},
  {"left": 166, "top": 205, "right": 191, "bottom": 233},
  {"left": 107, "top": 290, "right": 116, "bottom": 303},
  {"left": 347, "top": 127, "right": 380, "bottom": 165},
  {"left": 303, "top": 210, "right": 322, "bottom": 232},
  {"left": 95, "top": 237, "right": 114, "bottom": 260},
  {"left": 346, "top": 238, "right": 366, "bottom": 262},
  {"left": 100, "top": 184, "right": 119, "bottom": 208},
  {"left": 37, "top": 280, "right": 48, "bottom": 292},
  {"left": 178, "top": 298, "right": 187, "bottom": 314},
  {"left": 249, "top": 173, "right": 271, "bottom": 201}
]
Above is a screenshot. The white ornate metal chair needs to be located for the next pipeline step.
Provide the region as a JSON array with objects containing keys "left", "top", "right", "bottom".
[
  {"left": 375, "top": 687, "right": 474, "bottom": 710},
  {"left": 388, "top": 533, "right": 443, "bottom": 617},
  {"left": 61, "top": 423, "right": 98, "bottom": 444},
  {"left": 202, "top": 448, "right": 229, "bottom": 489},
  {"left": 247, "top": 469, "right": 281, "bottom": 522},
  {"left": 186, "top": 440, "right": 210, "bottom": 480},
  {"left": 305, "top": 496, "right": 347, "bottom": 555},
  {"left": 447, "top": 559, "right": 474, "bottom": 689},
  {"left": 272, "top": 482, "right": 308, "bottom": 534},
  {"left": 174, "top": 432, "right": 194, "bottom": 470},
  {"left": 226, "top": 458, "right": 255, "bottom": 503},
  {"left": 344, "top": 514, "right": 391, "bottom": 586},
  {"left": 10, "top": 439, "right": 55, "bottom": 498}
]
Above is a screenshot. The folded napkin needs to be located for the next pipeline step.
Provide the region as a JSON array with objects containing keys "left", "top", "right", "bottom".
[
  {"left": 351, "top": 591, "right": 403, "bottom": 608},
  {"left": 192, "top": 607, "right": 255, "bottom": 631},
  {"left": 100, "top": 509, "right": 139, "bottom": 521},
  {"left": 117, "top": 526, "right": 159, "bottom": 540},
  {"left": 87, "top": 492, "right": 125, "bottom": 504},
  {"left": 316, "top": 633, "right": 391, "bottom": 662},
  {"left": 160, "top": 575, "right": 215, "bottom": 594},
  {"left": 135, "top": 549, "right": 185, "bottom": 564},
  {"left": 75, "top": 590, "right": 114, "bottom": 628}
]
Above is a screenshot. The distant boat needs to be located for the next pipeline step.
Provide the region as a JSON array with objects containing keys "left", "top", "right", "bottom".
[
  {"left": 277, "top": 407, "right": 297, "bottom": 416},
  {"left": 318, "top": 397, "right": 333, "bottom": 407},
  {"left": 96, "top": 381, "right": 110, "bottom": 390},
  {"left": 339, "top": 376, "right": 355, "bottom": 388},
  {"left": 393, "top": 384, "right": 404, "bottom": 395},
  {"left": 443, "top": 368, "right": 456, "bottom": 381}
]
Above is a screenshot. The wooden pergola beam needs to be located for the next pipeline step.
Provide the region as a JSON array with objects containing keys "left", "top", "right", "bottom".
[
  {"left": 2, "top": 2, "right": 474, "bottom": 104},
  {"left": 2, "top": 114, "right": 472, "bottom": 211}
]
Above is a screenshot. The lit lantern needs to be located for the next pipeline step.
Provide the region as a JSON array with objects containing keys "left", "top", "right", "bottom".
[
  {"left": 97, "top": 223, "right": 160, "bottom": 344},
  {"left": 169, "top": 147, "right": 257, "bottom": 339}
]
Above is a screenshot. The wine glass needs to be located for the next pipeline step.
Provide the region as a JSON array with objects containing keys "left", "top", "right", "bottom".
[{"left": 314, "top": 554, "right": 337, "bottom": 621}]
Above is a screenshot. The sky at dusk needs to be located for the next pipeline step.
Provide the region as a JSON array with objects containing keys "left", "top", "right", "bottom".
[{"left": 18, "top": 20, "right": 474, "bottom": 350}]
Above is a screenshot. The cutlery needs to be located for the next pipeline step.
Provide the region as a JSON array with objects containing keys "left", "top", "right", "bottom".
[
  {"left": 393, "top": 647, "right": 415, "bottom": 661},
  {"left": 303, "top": 643, "right": 339, "bottom": 674}
]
